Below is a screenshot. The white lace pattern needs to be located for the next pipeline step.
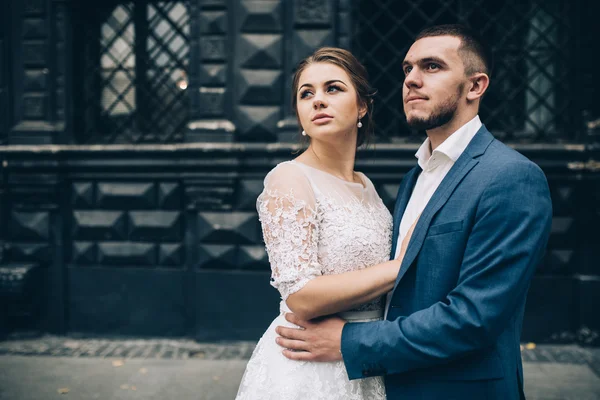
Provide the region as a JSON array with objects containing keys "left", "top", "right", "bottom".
[{"left": 236, "top": 161, "right": 393, "bottom": 400}]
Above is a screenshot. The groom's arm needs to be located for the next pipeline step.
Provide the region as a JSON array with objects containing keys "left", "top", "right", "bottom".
[{"left": 341, "top": 160, "right": 552, "bottom": 379}]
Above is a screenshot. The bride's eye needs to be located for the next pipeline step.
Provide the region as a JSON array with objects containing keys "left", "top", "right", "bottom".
[
  {"left": 327, "top": 85, "right": 342, "bottom": 93},
  {"left": 299, "top": 89, "right": 312, "bottom": 99}
]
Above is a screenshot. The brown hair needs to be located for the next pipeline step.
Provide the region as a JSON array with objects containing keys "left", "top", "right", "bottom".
[
  {"left": 415, "top": 24, "right": 493, "bottom": 78},
  {"left": 291, "top": 47, "right": 376, "bottom": 147}
]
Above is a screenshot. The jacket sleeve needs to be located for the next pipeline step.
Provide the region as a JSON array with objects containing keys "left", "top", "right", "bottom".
[{"left": 341, "top": 160, "right": 552, "bottom": 379}]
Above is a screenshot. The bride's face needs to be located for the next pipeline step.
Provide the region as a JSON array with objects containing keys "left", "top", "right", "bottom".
[{"left": 296, "top": 62, "right": 366, "bottom": 145}]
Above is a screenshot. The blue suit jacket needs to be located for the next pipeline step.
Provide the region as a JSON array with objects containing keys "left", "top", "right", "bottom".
[{"left": 341, "top": 126, "right": 552, "bottom": 400}]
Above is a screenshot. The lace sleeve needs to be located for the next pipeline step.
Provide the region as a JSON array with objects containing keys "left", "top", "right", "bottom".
[{"left": 257, "top": 163, "right": 321, "bottom": 300}]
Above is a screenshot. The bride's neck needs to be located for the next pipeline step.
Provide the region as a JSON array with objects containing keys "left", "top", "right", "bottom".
[{"left": 299, "top": 141, "right": 356, "bottom": 182}]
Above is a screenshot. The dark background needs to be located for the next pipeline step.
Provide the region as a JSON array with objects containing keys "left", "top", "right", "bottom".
[{"left": 0, "top": 0, "right": 599, "bottom": 345}]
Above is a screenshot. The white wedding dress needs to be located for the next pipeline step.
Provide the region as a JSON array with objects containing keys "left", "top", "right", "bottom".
[{"left": 236, "top": 160, "right": 392, "bottom": 400}]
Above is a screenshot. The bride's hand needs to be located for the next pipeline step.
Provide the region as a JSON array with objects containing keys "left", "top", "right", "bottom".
[
  {"left": 393, "top": 235, "right": 410, "bottom": 265},
  {"left": 394, "top": 214, "right": 420, "bottom": 264},
  {"left": 383, "top": 259, "right": 401, "bottom": 283}
]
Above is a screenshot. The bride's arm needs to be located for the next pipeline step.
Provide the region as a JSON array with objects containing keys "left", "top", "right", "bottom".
[{"left": 286, "top": 259, "right": 400, "bottom": 320}]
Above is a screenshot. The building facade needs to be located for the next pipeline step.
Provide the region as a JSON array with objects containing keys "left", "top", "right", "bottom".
[{"left": 1, "top": 0, "right": 599, "bottom": 343}]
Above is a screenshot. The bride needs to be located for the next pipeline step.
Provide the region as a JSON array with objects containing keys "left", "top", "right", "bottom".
[{"left": 236, "top": 47, "right": 412, "bottom": 400}]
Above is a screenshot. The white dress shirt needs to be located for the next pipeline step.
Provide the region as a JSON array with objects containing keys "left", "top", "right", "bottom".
[{"left": 385, "top": 115, "right": 483, "bottom": 317}]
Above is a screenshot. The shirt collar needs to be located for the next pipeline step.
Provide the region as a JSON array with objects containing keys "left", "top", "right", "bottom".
[{"left": 416, "top": 115, "right": 482, "bottom": 170}]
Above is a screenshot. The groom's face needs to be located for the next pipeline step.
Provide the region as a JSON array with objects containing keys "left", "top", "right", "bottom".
[{"left": 402, "top": 35, "right": 468, "bottom": 130}]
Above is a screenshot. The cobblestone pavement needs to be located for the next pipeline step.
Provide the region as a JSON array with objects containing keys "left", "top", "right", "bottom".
[
  {"left": 0, "top": 334, "right": 257, "bottom": 360},
  {"left": 0, "top": 335, "right": 599, "bottom": 400},
  {"left": 1, "top": 334, "right": 599, "bottom": 371}
]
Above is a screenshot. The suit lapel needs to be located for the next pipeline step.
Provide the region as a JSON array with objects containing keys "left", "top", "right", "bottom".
[
  {"left": 393, "top": 126, "right": 495, "bottom": 286},
  {"left": 390, "top": 166, "right": 421, "bottom": 259}
]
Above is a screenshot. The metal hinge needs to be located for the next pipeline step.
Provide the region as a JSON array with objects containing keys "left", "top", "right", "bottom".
[{"left": 567, "top": 159, "right": 600, "bottom": 172}]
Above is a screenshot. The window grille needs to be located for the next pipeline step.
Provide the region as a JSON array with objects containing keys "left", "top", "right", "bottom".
[
  {"left": 76, "top": 1, "right": 190, "bottom": 143},
  {"left": 353, "top": 0, "right": 580, "bottom": 142}
]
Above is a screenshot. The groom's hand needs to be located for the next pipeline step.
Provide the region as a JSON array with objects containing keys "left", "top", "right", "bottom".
[{"left": 275, "top": 313, "right": 346, "bottom": 362}]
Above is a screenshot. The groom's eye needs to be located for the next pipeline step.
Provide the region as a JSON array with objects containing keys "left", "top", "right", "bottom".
[
  {"left": 427, "top": 63, "right": 440, "bottom": 71},
  {"left": 403, "top": 66, "right": 412, "bottom": 75}
]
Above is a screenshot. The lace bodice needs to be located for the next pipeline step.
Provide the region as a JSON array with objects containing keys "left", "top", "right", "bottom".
[{"left": 257, "top": 160, "right": 393, "bottom": 312}]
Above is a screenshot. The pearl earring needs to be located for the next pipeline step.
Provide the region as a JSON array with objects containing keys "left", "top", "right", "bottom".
[
  {"left": 357, "top": 120, "right": 363, "bottom": 128},
  {"left": 302, "top": 130, "right": 307, "bottom": 136}
]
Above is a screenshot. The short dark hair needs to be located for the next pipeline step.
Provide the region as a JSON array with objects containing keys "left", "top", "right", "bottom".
[
  {"left": 291, "top": 47, "right": 376, "bottom": 147},
  {"left": 415, "top": 24, "right": 492, "bottom": 78}
]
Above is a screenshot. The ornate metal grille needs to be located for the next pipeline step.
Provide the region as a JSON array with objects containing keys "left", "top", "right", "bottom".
[
  {"left": 353, "top": 0, "right": 581, "bottom": 142},
  {"left": 76, "top": 1, "right": 190, "bottom": 143}
]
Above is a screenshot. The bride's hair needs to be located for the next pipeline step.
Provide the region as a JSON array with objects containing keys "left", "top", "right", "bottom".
[{"left": 291, "top": 47, "right": 377, "bottom": 147}]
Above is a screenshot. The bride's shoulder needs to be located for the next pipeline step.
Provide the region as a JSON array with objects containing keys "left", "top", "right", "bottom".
[
  {"left": 264, "top": 160, "right": 308, "bottom": 184},
  {"left": 261, "top": 160, "right": 316, "bottom": 203}
]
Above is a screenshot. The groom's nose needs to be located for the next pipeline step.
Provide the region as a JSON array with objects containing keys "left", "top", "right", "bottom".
[{"left": 404, "top": 68, "right": 422, "bottom": 88}]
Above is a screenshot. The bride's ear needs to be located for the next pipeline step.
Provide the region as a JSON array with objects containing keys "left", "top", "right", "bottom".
[{"left": 358, "top": 101, "right": 368, "bottom": 120}]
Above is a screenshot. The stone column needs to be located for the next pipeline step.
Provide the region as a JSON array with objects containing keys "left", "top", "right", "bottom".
[
  {"left": 9, "top": 0, "right": 69, "bottom": 144},
  {"left": 231, "top": 0, "right": 284, "bottom": 142},
  {"left": 185, "top": 0, "right": 236, "bottom": 142},
  {"left": 0, "top": 3, "right": 7, "bottom": 145}
]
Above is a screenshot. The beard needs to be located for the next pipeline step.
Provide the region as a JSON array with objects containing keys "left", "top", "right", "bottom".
[{"left": 405, "top": 84, "right": 463, "bottom": 131}]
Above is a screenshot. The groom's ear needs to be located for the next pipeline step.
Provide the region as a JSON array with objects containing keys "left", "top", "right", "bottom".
[{"left": 466, "top": 73, "right": 490, "bottom": 101}]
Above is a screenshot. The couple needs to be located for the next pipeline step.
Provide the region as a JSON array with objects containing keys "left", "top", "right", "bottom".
[{"left": 236, "top": 24, "right": 552, "bottom": 400}]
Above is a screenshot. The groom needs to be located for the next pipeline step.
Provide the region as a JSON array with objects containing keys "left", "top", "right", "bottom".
[{"left": 275, "top": 24, "right": 553, "bottom": 399}]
